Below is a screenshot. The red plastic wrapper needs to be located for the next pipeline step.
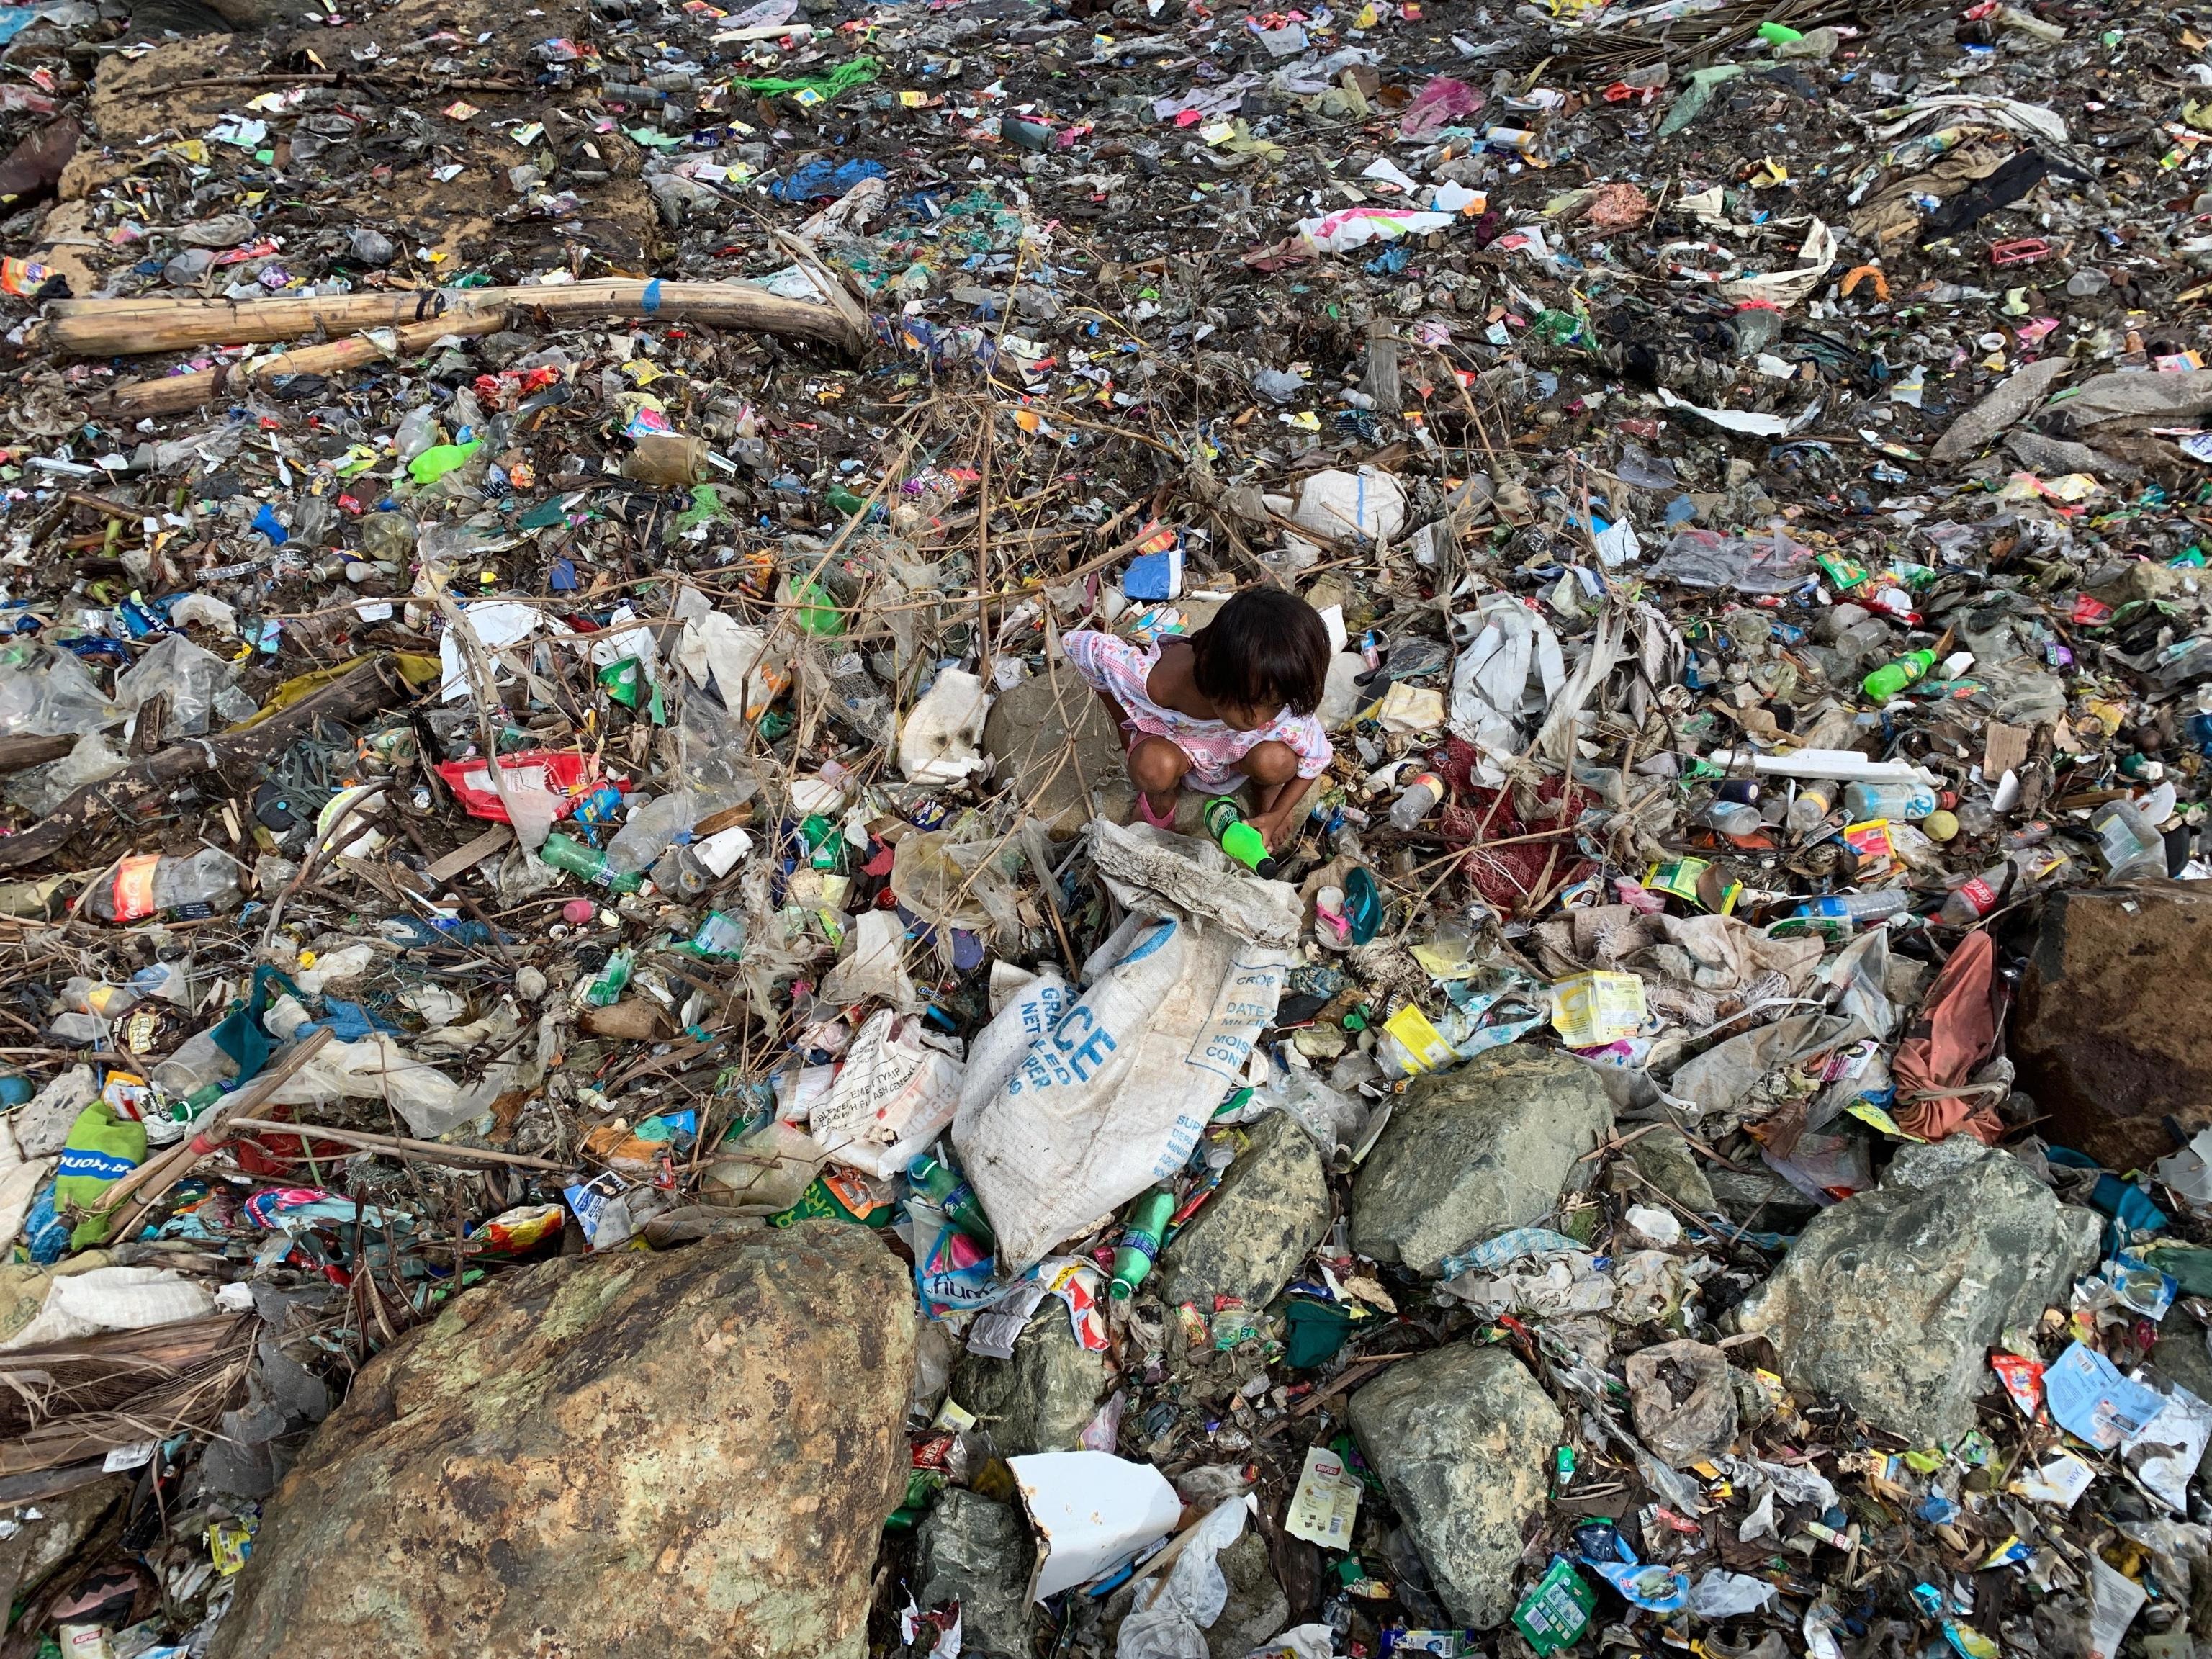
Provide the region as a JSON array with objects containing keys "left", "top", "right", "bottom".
[
  {"left": 910, "top": 1433, "right": 957, "bottom": 1470},
  {"left": 234, "top": 1115, "right": 359, "bottom": 1177},
  {"left": 1433, "top": 737, "right": 1596, "bottom": 914},
  {"left": 475, "top": 1202, "right": 566, "bottom": 1256},
  {"left": 433, "top": 750, "right": 612, "bottom": 824},
  {"left": 1990, "top": 1352, "right": 2046, "bottom": 1421}
]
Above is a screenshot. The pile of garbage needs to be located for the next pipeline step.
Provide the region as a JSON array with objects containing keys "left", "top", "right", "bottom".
[{"left": 1, "top": 0, "right": 2212, "bottom": 1650}]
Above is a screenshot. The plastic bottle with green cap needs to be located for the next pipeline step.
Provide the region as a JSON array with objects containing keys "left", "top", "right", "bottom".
[
  {"left": 1756, "top": 19, "right": 1803, "bottom": 42},
  {"left": 1109, "top": 1187, "right": 1177, "bottom": 1299},
  {"left": 1862, "top": 647, "right": 1936, "bottom": 702}
]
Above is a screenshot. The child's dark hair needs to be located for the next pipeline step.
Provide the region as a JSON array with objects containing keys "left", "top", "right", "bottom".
[{"left": 1189, "top": 587, "right": 1331, "bottom": 717}]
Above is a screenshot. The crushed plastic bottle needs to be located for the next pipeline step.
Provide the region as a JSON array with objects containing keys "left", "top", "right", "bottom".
[
  {"left": 86, "top": 850, "right": 245, "bottom": 924},
  {"left": 2090, "top": 785, "right": 2175, "bottom": 882}
]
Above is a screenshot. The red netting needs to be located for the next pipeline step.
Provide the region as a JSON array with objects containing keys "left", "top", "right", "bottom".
[{"left": 1432, "top": 738, "right": 1597, "bottom": 914}]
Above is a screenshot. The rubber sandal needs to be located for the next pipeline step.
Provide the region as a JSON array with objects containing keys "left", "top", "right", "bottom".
[{"left": 1134, "top": 792, "right": 1175, "bottom": 828}]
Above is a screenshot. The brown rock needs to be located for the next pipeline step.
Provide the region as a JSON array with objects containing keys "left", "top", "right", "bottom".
[
  {"left": 209, "top": 1223, "right": 914, "bottom": 1659},
  {"left": 581, "top": 997, "right": 675, "bottom": 1040},
  {"left": 2012, "top": 884, "right": 2212, "bottom": 1169}
]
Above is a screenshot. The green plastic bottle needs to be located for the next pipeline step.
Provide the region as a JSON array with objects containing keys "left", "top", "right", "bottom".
[
  {"left": 1862, "top": 648, "right": 1936, "bottom": 702},
  {"left": 909, "top": 1152, "right": 997, "bottom": 1247},
  {"left": 1202, "top": 797, "right": 1269, "bottom": 871},
  {"left": 408, "top": 439, "right": 482, "bottom": 484},
  {"left": 583, "top": 947, "right": 633, "bottom": 1007},
  {"left": 539, "top": 832, "right": 644, "bottom": 894},
  {"left": 1109, "top": 1188, "right": 1177, "bottom": 1300}
]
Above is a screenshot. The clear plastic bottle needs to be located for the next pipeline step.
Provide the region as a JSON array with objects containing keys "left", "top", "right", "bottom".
[
  {"left": 358, "top": 511, "right": 418, "bottom": 562},
  {"left": 2091, "top": 792, "right": 2172, "bottom": 881},
  {"left": 1787, "top": 780, "right": 1838, "bottom": 836},
  {"left": 1794, "top": 889, "right": 1911, "bottom": 927},
  {"left": 150, "top": 1026, "right": 240, "bottom": 1103},
  {"left": 393, "top": 407, "right": 441, "bottom": 464},
  {"left": 1701, "top": 801, "right": 1766, "bottom": 837},
  {"left": 1388, "top": 771, "right": 1444, "bottom": 832},
  {"left": 1842, "top": 781, "right": 1936, "bottom": 822},
  {"left": 606, "top": 791, "right": 698, "bottom": 876},
  {"left": 86, "top": 849, "right": 245, "bottom": 923},
  {"left": 650, "top": 842, "right": 713, "bottom": 900}
]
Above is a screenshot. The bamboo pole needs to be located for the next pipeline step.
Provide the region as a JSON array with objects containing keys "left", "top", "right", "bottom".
[
  {"left": 103, "top": 310, "right": 511, "bottom": 415},
  {"left": 42, "top": 277, "right": 868, "bottom": 359},
  {"left": 226, "top": 1118, "right": 575, "bottom": 1172}
]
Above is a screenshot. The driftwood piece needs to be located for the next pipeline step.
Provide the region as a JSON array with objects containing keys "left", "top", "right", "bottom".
[
  {"left": 104, "top": 310, "right": 511, "bottom": 416},
  {"left": 43, "top": 277, "right": 868, "bottom": 359},
  {"left": 0, "top": 734, "right": 76, "bottom": 775}
]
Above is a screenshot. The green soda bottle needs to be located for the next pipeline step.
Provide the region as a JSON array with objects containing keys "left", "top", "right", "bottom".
[
  {"left": 539, "top": 832, "right": 644, "bottom": 894},
  {"left": 1862, "top": 648, "right": 1936, "bottom": 702},
  {"left": 1109, "top": 1187, "right": 1177, "bottom": 1300},
  {"left": 1202, "top": 797, "right": 1269, "bottom": 871},
  {"left": 909, "top": 1152, "right": 997, "bottom": 1247}
]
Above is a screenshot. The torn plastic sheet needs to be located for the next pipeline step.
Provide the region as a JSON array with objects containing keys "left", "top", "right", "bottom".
[
  {"left": 1295, "top": 204, "right": 1457, "bottom": 253},
  {"left": 2123, "top": 1375, "right": 2212, "bottom": 1513},
  {"left": 1151, "top": 73, "right": 1260, "bottom": 122},
  {"left": 1868, "top": 92, "right": 2071, "bottom": 147},
  {"left": 1656, "top": 388, "right": 1825, "bottom": 439},
  {"left": 1645, "top": 526, "right": 1817, "bottom": 594},
  {"left": 1717, "top": 219, "right": 1838, "bottom": 309},
  {"left": 1447, "top": 590, "right": 1565, "bottom": 778},
  {"left": 1115, "top": 1497, "right": 1249, "bottom": 1659}
]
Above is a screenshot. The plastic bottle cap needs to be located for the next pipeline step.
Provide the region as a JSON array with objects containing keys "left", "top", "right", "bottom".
[{"left": 563, "top": 898, "right": 596, "bottom": 925}]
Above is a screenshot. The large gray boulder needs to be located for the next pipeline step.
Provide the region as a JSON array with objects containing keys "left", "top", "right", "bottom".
[
  {"left": 1351, "top": 1048, "right": 1613, "bottom": 1272},
  {"left": 949, "top": 1302, "right": 1110, "bottom": 1455},
  {"left": 1619, "top": 1124, "right": 1715, "bottom": 1215},
  {"left": 1207, "top": 1533, "right": 1290, "bottom": 1659},
  {"left": 0, "top": 1477, "right": 129, "bottom": 1619},
  {"left": 915, "top": 1490, "right": 1034, "bottom": 1658},
  {"left": 1158, "top": 1110, "right": 1332, "bottom": 1310},
  {"left": 1732, "top": 1144, "right": 2098, "bottom": 1442},
  {"left": 1346, "top": 1344, "right": 1561, "bottom": 1629},
  {"left": 983, "top": 669, "right": 1125, "bottom": 835},
  {"left": 209, "top": 1224, "right": 915, "bottom": 1659}
]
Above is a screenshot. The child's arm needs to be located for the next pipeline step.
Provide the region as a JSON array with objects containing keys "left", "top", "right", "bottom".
[
  {"left": 1249, "top": 721, "right": 1333, "bottom": 850},
  {"left": 1249, "top": 773, "right": 1313, "bottom": 850}
]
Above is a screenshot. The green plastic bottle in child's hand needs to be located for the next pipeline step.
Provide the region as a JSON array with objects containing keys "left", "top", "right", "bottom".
[{"left": 1202, "top": 796, "right": 1269, "bottom": 871}]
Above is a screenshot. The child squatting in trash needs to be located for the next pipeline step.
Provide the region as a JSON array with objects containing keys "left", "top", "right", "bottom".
[{"left": 1061, "top": 588, "right": 1333, "bottom": 853}]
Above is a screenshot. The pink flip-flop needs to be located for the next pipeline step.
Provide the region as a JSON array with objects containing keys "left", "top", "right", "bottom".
[{"left": 1134, "top": 792, "right": 1175, "bottom": 828}]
